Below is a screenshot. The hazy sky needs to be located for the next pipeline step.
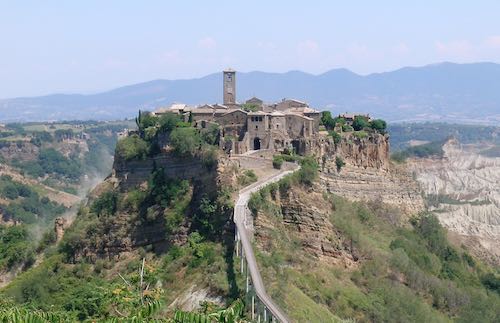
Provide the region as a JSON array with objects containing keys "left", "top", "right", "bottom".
[{"left": 1, "top": 1, "right": 500, "bottom": 98}]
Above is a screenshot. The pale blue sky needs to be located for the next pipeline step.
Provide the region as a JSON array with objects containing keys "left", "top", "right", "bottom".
[{"left": 1, "top": 1, "right": 500, "bottom": 98}]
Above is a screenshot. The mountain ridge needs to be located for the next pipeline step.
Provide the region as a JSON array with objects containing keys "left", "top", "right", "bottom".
[{"left": 1, "top": 62, "right": 500, "bottom": 124}]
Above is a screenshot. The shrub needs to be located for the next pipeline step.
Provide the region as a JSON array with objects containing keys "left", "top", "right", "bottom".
[
  {"left": 115, "top": 134, "right": 148, "bottom": 161},
  {"left": 169, "top": 127, "right": 201, "bottom": 157},
  {"left": 335, "top": 156, "right": 345, "bottom": 172},
  {"left": 353, "top": 131, "right": 368, "bottom": 139},
  {"left": 329, "top": 131, "right": 341, "bottom": 144},
  {"left": 342, "top": 124, "right": 354, "bottom": 132},
  {"left": 238, "top": 170, "right": 258, "bottom": 186},
  {"left": 91, "top": 191, "right": 118, "bottom": 216},
  {"left": 352, "top": 116, "right": 370, "bottom": 131},
  {"left": 272, "top": 155, "right": 284, "bottom": 169},
  {"left": 158, "top": 112, "right": 182, "bottom": 132},
  {"left": 370, "top": 119, "right": 387, "bottom": 133},
  {"left": 297, "top": 156, "right": 318, "bottom": 185}
]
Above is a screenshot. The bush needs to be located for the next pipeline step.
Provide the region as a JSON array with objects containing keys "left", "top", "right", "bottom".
[
  {"left": 335, "top": 156, "right": 345, "bottom": 172},
  {"left": 297, "top": 156, "right": 318, "bottom": 185},
  {"left": 342, "top": 124, "right": 354, "bottom": 132},
  {"left": 353, "top": 131, "right": 368, "bottom": 139},
  {"left": 238, "top": 170, "right": 258, "bottom": 186},
  {"left": 91, "top": 191, "right": 118, "bottom": 216},
  {"left": 158, "top": 112, "right": 182, "bottom": 132},
  {"left": 352, "top": 116, "right": 370, "bottom": 131},
  {"left": 115, "top": 134, "right": 149, "bottom": 161},
  {"left": 273, "top": 155, "right": 284, "bottom": 169},
  {"left": 370, "top": 119, "right": 387, "bottom": 133},
  {"left": 329, "top": 131, "right": 341, "bottom": 144},
  {"left": 169, "top": 127, "right": 201, "bottom": 157}
]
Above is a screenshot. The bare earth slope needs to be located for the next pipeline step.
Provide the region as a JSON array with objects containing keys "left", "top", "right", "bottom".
[{"left": 409, "top": 139, "right": 500, "bottom": 265}]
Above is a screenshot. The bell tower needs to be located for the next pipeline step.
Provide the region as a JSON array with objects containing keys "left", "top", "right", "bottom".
[{"left": 223, "top": 69, "right": 236, "bottom": 106}]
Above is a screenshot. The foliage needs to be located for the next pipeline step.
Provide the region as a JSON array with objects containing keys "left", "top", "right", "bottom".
[
  {"left": 200, "top": 124, "right": 220, "bottom": 146},
  {"left": 272, "top": 155, "right": 284, "bottom": 169},
  {"left": 17, "top": 148, "right": 82, "bottom": 180},
  {"left": 342, "top": 124, "right": 354, "bottom": 132},
  {"left": 391, "top": 140, "right": 445, "bottom": 162},
  {"left": 158, "top": 112, "right": 184, "bottom": 132},
  {"left": 335, "top": 156, "right": 345, "bottom": 172},
  {"left": 251, "top": 177, "right": 500, "bottom": 322},
  {"left": 321, "top": 111, "right": 336, "bottom": 130},
  {"left": 237, "top": 169, "right": 258, "bottom": 186},
  {"left": 116, "top": 134, "right": 149, "bottom": 161},
  {"left": 352, "top": 116, "right": 370, "bottom": 131},
  {"left": 170, "top": 127, "right": 202, "bottom": 157},
  {"left": 91, "top": 190, "right": 119, "bottom": 216},
  {"left": 174, "top": 299, "right": 247, "bottom": 323},
  {"left": 370, "top": 119, "right": 387, "bottom": 133},
  {"left": 0, "top": 225, "right": 35, "bottom": 271},
  {"left": 0, "top": 176, "right": 66, "bottom": 224},
  {"left": 296, "top": 156, "right": 318, "bottom": 186},
  {"left": 353, "top": 131, "right": 367, "bottom": 139},
  {"left": 329, "top": 130, "right": 341, "bottom": 144}
]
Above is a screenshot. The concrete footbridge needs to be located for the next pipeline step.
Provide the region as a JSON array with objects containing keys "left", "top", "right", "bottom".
[{"left": 233, "top": 164, "right": 298, "bottom": 323}]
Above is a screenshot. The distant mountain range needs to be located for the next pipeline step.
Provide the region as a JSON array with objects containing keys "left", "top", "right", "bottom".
[{"left": 1, "top": 62, "right": 500, "bottom": 124}]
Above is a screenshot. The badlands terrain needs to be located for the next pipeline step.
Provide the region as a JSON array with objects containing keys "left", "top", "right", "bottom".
[{"left": 409, "top": 139, "right": 500, "bottom": 265}]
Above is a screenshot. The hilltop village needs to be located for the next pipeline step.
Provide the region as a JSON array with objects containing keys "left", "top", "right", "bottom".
[{"left": 152, "top": 69, "right": 370, "bottom": 155}]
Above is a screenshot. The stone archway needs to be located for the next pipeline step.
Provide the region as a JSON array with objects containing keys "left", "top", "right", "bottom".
[{"left": 253, "top": 137, "right": 261, "bottom": 150}]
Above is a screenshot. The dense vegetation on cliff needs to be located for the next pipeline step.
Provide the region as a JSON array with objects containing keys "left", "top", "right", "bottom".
[
  {"left": 250, "top": 166, "right": 500, "bottom": 322},
  {"left": 0, "top": 115, "right": 248, "bottom": 321}
]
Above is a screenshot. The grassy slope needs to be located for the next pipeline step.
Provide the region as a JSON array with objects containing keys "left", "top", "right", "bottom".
[{"left": 253, "top": 182, "right": 500, "bottom": 322}]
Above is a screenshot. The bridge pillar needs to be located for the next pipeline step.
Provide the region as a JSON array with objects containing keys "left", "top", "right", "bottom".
[{"left": 251, "top": 295, "right": 255, "bottom": 321}]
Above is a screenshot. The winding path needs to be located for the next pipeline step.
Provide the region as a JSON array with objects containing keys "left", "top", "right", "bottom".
[{"left": 233, "top": 165, "right": 298, "bottom": 323}]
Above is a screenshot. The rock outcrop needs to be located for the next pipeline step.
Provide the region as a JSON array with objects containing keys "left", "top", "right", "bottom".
[
  {"left": 313, "top": 133, "right": 424, "bottom": 216},
  {"left": 255, "top": 186, "right": 359, "bottom": 268}
]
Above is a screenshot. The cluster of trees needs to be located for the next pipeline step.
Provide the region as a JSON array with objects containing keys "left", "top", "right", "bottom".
[
  {"left": 15, "top": 148, "right": 83, "bottom": 180},
  {"left": 321, "top": 111, "right": 387, "bottom": 133},
  {"left": 391, "top": 140, "right": 445, "bottom": 163},
  {"left": 0, "top": 225, "right": 35, "bottom": 271},
  {"left": 118, "top": 111, "right": 220, "bottom": 162},
  {"left": 249, "top": 156, "right": 318, "bottom": 214},
  {"left": 0, "top": 175, "right": 66, "bottom": 224}
]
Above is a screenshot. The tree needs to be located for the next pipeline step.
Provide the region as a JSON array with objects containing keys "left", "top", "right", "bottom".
[
  {"left": 169, "top": 127, "right": 201, "bottom": 157},
  {"left": 116, "top": 134, "right": 149, "bottom": 160},
  {"left": 158, "top": 112, "right": 182, "bottom": 132},
  {"left": 352, "top": 116, "right": 370, "bottom": 131},
  {"left": 371, "top": 119, "right": 387, "bottom": 133},
  {"left": 321, "top": 111, "right": 335, "bottom": 130}
]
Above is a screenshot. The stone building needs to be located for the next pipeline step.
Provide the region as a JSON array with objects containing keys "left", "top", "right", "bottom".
[{"left": 154, "top": 69, "right": 321, "bottom": 155}]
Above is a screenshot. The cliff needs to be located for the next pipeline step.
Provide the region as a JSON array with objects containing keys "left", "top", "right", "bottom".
[{"left": 314, "top": 133, "right": 424, "bottom": 216}]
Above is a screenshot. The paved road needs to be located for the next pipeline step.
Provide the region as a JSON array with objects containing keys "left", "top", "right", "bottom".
[{"left": 234, "top": 166, "right": 298, "bottom": 323}]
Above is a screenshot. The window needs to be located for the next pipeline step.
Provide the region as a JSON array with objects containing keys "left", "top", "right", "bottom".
[
  {"left": 255, "top": 125, "right": 258, "bottom": 129},
  {"left": 276, "top": 124, "right": 279, "bottom": 129}
]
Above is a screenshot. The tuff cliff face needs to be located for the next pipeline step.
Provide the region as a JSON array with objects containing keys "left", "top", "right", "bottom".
[
  {"left": 408, "top": 139, "right": 500, "bottom": 265},
  {"left": 255, "top": 185, "right": 359, "bottom": 268},
  {"left": 315, "top": 133, "right": 424, "bottom": 216},
  {"left": 72, "top": 150, "right": 238, "bottom": 261}
]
